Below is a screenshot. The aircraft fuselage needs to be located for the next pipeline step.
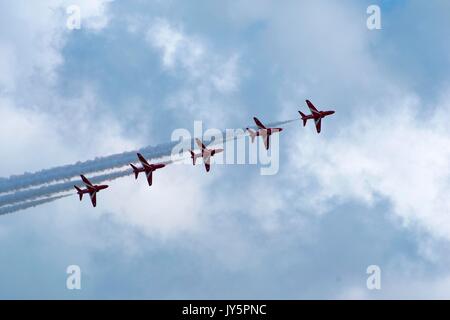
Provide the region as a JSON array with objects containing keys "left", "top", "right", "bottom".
[
  {"left": 255, "top": 127, "right": 283, "bottom": 136},
  {"left": 138, "top": 163, "right": 165, "bottom": 173},
  {"left": 202, "top": 148, "right": 224, "bottom": 158},
  {"left": 302, "top": 110, "right": 335, "bottom": 120},
  {"left": 78, "top": 184, "right": 109, "bottom": 194}
]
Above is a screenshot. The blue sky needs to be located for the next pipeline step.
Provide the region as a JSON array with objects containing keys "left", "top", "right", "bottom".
[{"left": 0, "top": 0, "right": 450, "bottom": 299}]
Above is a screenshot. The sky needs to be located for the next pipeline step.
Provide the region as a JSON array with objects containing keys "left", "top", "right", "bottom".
[{"left": 0, "top": 0, "right": 449, "bottom": 299}]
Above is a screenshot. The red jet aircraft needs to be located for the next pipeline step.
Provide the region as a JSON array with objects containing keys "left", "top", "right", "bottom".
[
  {"left": 190, "top": 138, "right": 223, "bottom": 172},
  {"left": 74, "top": 175, "right": 109, "bottom": 207},
  {"left": 299, "top": 100, "right": 335, "bottom": 133},
  {"left": 130, "top": 153, "right": 165, "bottom": 186},
  {"left": 246, "top": 117, "right": 283, "bottom": 150}
]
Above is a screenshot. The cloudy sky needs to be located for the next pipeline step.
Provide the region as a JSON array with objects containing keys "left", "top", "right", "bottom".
[{"left": 0, "top": 0, "right": 449, "bottom": 299}]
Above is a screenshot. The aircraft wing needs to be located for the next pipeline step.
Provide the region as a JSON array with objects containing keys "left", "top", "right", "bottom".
[
  {"left": 81, "top": 175, "right": 94, "bottom": 188},
  {"left": 306, "top": 100, "right": 320, "bottom": 115},
  {"left": 89, "top": 191, "right": 97, "bottom": 207},
  {"left": 203, "top": 154, "right": 211, "bottom": 172},
  {"left": 263, "top": 135, "right": 270, "bottom": 150},
  {"left": 315, "top": 118, "right": 322, "bottom": 133},
  {"left": 152, "top": 163, "right": 165, "bottom": 171},
  {"left": 195, "top": 138, "right": 206, "bottom": 150},
  {"left": 146, "top": 170, "right": 153, "bottom": 186},
  {"left": 190, "top": 151, "right": 200, "bottom": 165},
  {"left": 253, "top": 117, "right": 267, "bottom": 129},
  {"left": 137, "top": 153, "right": 151, "bottom": 167}
]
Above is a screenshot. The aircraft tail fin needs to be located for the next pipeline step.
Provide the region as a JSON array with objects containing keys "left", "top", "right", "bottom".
[
  {"left": 246, "top": 128, "right": 256, "bottom": 143},
  {"left": 130, "top": 163, "right": 139, "bottom": 179},
  {"left": 298, "top": 111, "right": 307, "bottom": 126},
  {"left": 74, "top": 186, "right": 83, "bottom": 201},
  {"left": 189, "top": 150, "right": 196, "bottom": 165}
]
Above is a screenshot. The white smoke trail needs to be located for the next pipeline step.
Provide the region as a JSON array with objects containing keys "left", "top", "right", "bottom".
[
  {"left": 0, "top": 142, "right": 176, "bottom": 194},
  {"left": 0, "top": 118, "right": 299, "bottom": 212},
  {"left": 0, "top": 119, "right": 297, "bottom": 194},
  {"left": 0, "top": 194, "right": 72, "bottom": 216},
  {"left": 0, "top": 162, "right": 176, "bottom": 207}
]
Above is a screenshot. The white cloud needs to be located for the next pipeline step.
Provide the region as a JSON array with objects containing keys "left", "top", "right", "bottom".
[
  {"left": 146, "top": 18, "right": 243, "bottom": 125},
  {"left": 288, "top": 93, "right": 450, "bottom": 240},
  {"left": 100, "top": 164, "right": 213, "bottom": 240},
  {"left": 0, "top": 98, "right": 78, "bottom": 175},
  {"left": 67, "top": 0, "right": 113, "bottom": 30},
  {"left": 147, "top": 18, "right": 237, "bottom": 86},
  {"left": 147, "top": 19, "right": 194, "bottom": 70},
  {"left": 0, "top": 0, "right": 133, "bottom": 172},
  {"left": 0, "top": 1, "right": 113, "bottom": 93}
]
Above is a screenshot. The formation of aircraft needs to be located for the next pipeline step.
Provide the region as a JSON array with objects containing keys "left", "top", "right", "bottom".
[
  {"left": 74, "top": 175, "right": 109, "bottom": 207},
  {"left": 75, "top": 100, "right": 334, "bottom": 207},
  {"left": 298, "top": 99, "right": 335, "bottom": 133},
  {"left": 130, "top": 153, "right": 166, "bottom": 186}
]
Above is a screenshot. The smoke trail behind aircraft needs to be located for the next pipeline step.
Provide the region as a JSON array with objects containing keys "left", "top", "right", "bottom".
[
  {"left": 0, "top": 118, "right": 297, "bottom": 213},
  {"left": 0, "top": 119, "right": 295, "bottom": 194},
  {"left": 0, "top": 166, "right": 164, "bottom": 207},
  {"left": 0, "top": 194, "right": 72, "bottom": 216},
  {"left": 0, "top": 143, "right": 176, "bottom": 194}
]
